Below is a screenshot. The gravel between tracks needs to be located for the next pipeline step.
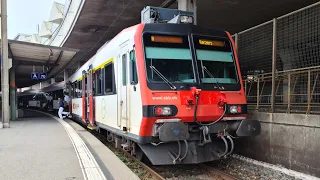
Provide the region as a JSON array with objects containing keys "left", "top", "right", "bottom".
[
  {"left": 153, "top": 165, "right": 213, "bottom": 180},
  {"left": 91, "top": 128, "right": 302, "bottom": 180},
  {"left": 151, "top": 156, "right": 306, "bottom": 180},
  {"left": 208, "top": 157, "right": 300, "bottom": 180}
]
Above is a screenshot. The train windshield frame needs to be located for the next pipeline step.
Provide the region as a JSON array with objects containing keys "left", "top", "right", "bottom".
[
  {"left": 142, "top": 32, "right": 241, "bottom": 91},
  {"left": 192, "top": 35, "right": 239, "bottom": 85},
  {"left": 143, "top": 33, "right": 196, "bottom": 90}
]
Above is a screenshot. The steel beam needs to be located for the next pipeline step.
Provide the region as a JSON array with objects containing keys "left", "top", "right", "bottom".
[
  {"left": 13, "top": 60, "right": 59, "bottom": 67},
  {"left": 161, "top": 0, "right": 176, "bottom": 8},
  {"left": 8, "top": 39, "right": 79, "bottom": 52},
  {"left": 271, "top": 18, "right": 277, "bottom": 113},
  {"left": 46, "top": 51, "right": 64, "bottom": 75}
]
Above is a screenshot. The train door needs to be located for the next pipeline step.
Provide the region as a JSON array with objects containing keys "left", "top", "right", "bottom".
[
  {"left": 87, "top": 67, "right": 95, "bottom": 128},
  {"left": 118, "top": 43, "right": 129, "bottom": 131},
  {"left": 81, "top": 71, "right": 88, "bottom": 123}
]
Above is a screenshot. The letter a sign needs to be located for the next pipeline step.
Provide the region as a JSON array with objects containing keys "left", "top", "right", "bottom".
[{"left": 31, "top": 72, "right": 39, "bottom": 80}]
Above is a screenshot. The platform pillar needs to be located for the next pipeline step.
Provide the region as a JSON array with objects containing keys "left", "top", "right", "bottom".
[
  {"left": 51, "top": 78, "right": 55, "bottom": 84},
  {"left": 9, "top": 68, "right": 16, "bottom": 121},
  {"left": 64, "top": 69, "right": 69, "bottom": 82},
  {"left": 178, "top": 0, "right": 197, "bottom": 24},
  {"left": 1, "top": 0, "right": 10, "bottom": 128}
]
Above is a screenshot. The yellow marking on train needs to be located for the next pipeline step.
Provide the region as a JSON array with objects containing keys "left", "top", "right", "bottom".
[
  {"left": 75, "top": 58, "right": 114, "bottom": 80},
  {"left": 87, "top": 125, "right": 95, "bottom": 130},
  {"left": 93, "top": 58, "right": 114, "bottom": 72}
]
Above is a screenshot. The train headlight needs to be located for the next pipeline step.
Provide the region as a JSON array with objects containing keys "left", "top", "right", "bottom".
[
  {"left": 154, "top": 106, "right": 172, "bottom": 116},
  {"left": 229, "top": 105, "right": 242, "bottom": 114}
]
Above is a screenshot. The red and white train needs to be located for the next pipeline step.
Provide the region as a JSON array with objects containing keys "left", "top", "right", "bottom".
[{"left": 19, "top": 22, "right": 261, "bottom": 165}]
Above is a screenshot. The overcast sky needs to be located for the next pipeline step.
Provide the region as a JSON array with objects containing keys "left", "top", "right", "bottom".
[{"left": 8, "top": 0, "right": 65, "bottom": 39}]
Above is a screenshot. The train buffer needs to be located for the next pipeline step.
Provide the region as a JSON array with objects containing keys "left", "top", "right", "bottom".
[{"left": 0, "top": 109, "right": 140, "bottom": 180}]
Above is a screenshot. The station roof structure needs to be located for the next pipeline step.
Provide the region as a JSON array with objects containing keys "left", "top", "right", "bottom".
[
  {"left": 62, "top": 0, "right": 319, "bottom": 72},
  {"left": 7, "top": 0, "right": 318, "bottom": 89},
  {"left": 5, "top": 40, "right": 79, "bottom": 88}
]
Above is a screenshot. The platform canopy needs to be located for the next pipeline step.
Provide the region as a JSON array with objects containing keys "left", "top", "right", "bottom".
[
  {"left": 62, "top": 0, "right": 319, "bottom": 73},
  {"left": 2, "top": 40, "right": 79, "bottom": 88}
]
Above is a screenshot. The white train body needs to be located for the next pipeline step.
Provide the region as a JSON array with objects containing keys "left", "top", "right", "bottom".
[{"left": 68, "top": 25, "right": 142, "bottom": 136}]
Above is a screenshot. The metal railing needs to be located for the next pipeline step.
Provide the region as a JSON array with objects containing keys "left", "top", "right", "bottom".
[
  {"left": 244, "top": 67, "right": 320, "bottom": 114},
  {"left": 234, "top": 1, "right": 320, "bottom": 114}
]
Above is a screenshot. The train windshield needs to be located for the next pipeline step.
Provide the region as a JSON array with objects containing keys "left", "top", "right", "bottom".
[
  {"left": 143, "top": 34, "right": 195, "bottom": 84},
  {"left": 193, "top": 36, "right": 238, "bottom": 84}
]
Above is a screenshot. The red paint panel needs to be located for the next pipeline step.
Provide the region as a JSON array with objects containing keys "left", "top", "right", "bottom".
[
  {"left": 139, "top": 90, "right": 247, "bottom": 136},
  {"left": 82, "top": 96, "right": 86, "bottom": 123},
  {"left": 134, "top": 24, "right": 148, "bottom": 106},
  {"left": 226, "top": 31, "right": 246, "bottom": 98},
  {"left": 139, "top": 117, "right": 157, "bottom": 136},
  {"left": 89, "top": 95, "right": 95, "bottom": 126}
]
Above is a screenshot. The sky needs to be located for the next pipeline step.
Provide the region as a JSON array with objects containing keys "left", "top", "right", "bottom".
[{"left": 8, "top": 0, "right": 65, "bottom": 39}]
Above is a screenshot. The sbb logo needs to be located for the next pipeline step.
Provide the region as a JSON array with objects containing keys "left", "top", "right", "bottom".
[{"left": 73, "top": 103, "right": 79, "bottom": 109}]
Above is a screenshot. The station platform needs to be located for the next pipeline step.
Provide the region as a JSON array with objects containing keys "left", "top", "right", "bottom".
[{"left": 0, "top": 110, "right": 140, "bottom": 180}]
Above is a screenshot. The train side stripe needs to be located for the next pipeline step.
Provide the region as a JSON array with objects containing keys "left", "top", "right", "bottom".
[
  {"left": 76, "top": 58, "right": 114, "bottom": 81},
  {"left": 93, "top": 57, "right": 114, "bottom": 72}
]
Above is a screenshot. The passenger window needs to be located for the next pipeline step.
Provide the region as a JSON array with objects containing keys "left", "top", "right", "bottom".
[
  {"left": 130, "top": 50, "right": 138, "bottom": 84},
  {"left": 122, "top": 54, "right": 127, "bottom": 86},
  {"left": 72, "top": 83, "right": 75, "bottom": 98},
  {"left": 74, "top": 82, "right": 78, "bottom": 98},
  {"left": 78, "top": 80, "right": 82, "bottom": 97},
  {"left": 92, "top": 73, "right": 95, "bottom": 95},
  {"left": 105, "top": 63, "right": 115, "bottom": 94},
  {"left": 95, "top": 69, "right": 102, "bottom": 95}
]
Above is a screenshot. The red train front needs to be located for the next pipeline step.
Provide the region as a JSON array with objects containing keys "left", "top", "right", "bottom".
[{"left": 134, "top": 23, "right": 261, "bottom": 165}]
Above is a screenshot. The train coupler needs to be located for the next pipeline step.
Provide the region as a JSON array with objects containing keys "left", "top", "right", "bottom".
[
  {"left": 198, "top": 126, "right": 212, "bottom": 146},
  {"left": 213, "top": 134, "right": 234, "bottom": 158},
  {"left": 168, "top": 140, "right": 188, "bottom": 164}
]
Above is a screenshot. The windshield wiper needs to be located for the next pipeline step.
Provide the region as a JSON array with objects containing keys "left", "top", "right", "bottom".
[
  {"left": 202, "top": 66, "right": 224, "bottom": 90},
  {"left": 150, "top": 66, "right": 176, "bottom": 90}
]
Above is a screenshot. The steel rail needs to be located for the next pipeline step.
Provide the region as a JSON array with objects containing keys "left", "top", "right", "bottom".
[{"left": 199, "top": 164, "right": 239, "bottom": 180}]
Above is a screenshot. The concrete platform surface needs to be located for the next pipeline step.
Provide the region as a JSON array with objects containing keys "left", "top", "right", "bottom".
[
  {"left": 0, "top": 110, "right": 84, "bottom": 180},
  {"left": 66, "top": 119, "right": 140, "bottom": 180},
  {"left": 0, "top": 110, "right": 140, "bottom": 180}
]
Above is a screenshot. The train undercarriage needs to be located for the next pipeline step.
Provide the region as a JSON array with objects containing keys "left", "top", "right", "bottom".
[{"left": 85, "top": 117, "right": 261, "bottom": 165}]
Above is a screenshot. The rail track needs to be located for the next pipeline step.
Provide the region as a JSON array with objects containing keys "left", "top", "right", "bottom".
[
  {"left": 46, "top": 110, "right": 238, "bottom": 180},
  {"left": 200, "top": 164, "right": 239, "bottom": 180},
  {"left": 88, "top": 127, "right": 238, "bottom": 180}
]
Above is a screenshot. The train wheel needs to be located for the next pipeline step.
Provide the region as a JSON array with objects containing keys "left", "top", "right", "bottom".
[{"left": 135, "top": 145, "right": 151, "bottom": 164}]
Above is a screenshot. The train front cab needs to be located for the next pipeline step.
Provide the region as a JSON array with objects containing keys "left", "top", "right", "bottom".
[{"left": 134, "top": 23, "right": 261, "bottom": 165}]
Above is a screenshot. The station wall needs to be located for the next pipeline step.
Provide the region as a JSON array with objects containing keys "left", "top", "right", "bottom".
[{"left": 235, "top": 112, "right": 320, "bottom": 177}]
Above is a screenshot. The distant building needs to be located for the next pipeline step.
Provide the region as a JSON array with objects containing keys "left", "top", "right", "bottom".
[
  {"left": 13, "top": 1, "right": 66, "bottom": 45},
  {"left": 14, "top": 33, "right": 42, "bottom": 44}
]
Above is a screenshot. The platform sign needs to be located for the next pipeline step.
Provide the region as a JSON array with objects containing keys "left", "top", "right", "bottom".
[
  {"left": 39, "top": 72, "right": 47, "bottom": 80},
  {"left": 31, "top": 72, "right": 39, "bottom": 80}
]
